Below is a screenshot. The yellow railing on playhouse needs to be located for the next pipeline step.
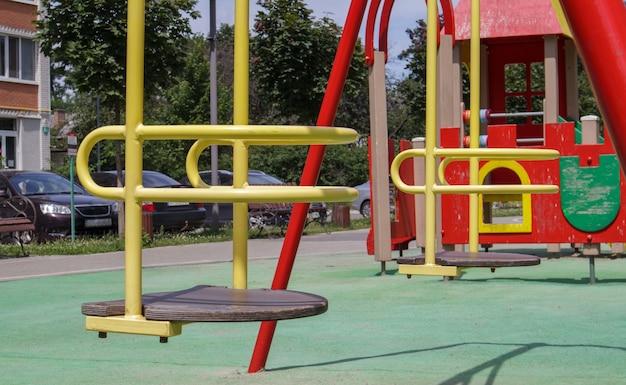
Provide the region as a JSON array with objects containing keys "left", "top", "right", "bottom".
[{"left": 391, "top": 148, "right": 559, "bottom": 195}]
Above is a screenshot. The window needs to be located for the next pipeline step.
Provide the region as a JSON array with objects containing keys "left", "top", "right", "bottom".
[
  {"left": 0, "top": 35, "right": 36, "bottom": 81},
  {"left": 504, "top": 63, "right": 526, "bottom": 93},
  {"left": 20, "top": 39, "right": 35, "bottom": 80},
  {"left": 503, "top": 62, "right": 544, "bottom": 125},
  {"left": 0, "top": 118, "right": 16, "bottom": 131},
  {"left": 0, "top": 37, "right": 4, "bottom": 76},
  {"left": 0, "top": 118, "right": 17, "bottom": 169}
]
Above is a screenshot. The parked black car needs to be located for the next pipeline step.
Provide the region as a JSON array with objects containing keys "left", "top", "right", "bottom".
[
  {"left": 0, "top": 170, "right": 118, "bottom": 240},
  {"left": 180, "top": 170, "right": 326, "bottom": 225},
  {"left": 179, "top": 170, "right": 282, "bottom": 225},
  {"left": 87, "top": 170, "right": 206, "bottom": 231}
]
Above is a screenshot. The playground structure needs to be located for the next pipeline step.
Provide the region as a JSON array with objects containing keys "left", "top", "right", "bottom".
[
  {"left": 76, "top": 0, "right": 363, "bottom": 374},
  {"left": 366, "top": 0, "right": 626, "bottom": 281},
  {"left": 438, "top": 0, "right": 626, "bottom": 259},
  {"left": 73, "top": 0, "right": 626, "bottom": 375}
]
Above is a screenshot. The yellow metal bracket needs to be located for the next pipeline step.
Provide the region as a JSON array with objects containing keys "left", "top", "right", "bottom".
[
  {"left": 86, "top": 316, "right": 185, "bottom": 338},
  {"left": 398, "top": 264, "right": 462, "bottom": 277}
]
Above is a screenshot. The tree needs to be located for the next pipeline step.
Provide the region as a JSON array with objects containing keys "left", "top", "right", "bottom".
[
  {"left": 143, "top": 36, "right": 212, "bottom": 179},
  {"left": 141, "top": 27, "right": 237, "bottom": 180},
  {"left": 248, "top": 0, "right": 370, "bottom": 185},
  {"left": 36, "top": 0, "right": 199, "bottom": 233},
  {"left": 577, "top": 61, "right": 601, "bottom": 121},
  {"left": 395, "top": 19, "right": 429, "bottom": 139},
  {"left": 37, "top": 0, "right": 199, "bottom": 119},
  {"left": 250, "top": 0, "right": 368, "bottom": 127}
]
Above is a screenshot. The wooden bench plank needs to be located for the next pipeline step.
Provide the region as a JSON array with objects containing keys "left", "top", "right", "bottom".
[
  {"left": 397, "top": 251, "right": 540, "bottom": 268},
  {"left": 0, "top": 218, "right": 35, "bottom": 232},
  {"left": 82, "top": 285, "right": 328, "bottom": 322},
  {"left": 0, "top": 217, "right": 35, "bottom": 256}
]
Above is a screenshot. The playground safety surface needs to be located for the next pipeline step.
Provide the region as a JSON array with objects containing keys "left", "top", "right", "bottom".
[{"left": 2, "top": 230, "right": 626, "bottom": 385}]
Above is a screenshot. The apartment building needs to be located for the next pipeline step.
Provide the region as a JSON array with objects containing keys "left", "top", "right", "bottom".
[{"left": 0, "top": 0, "right": 50, "bottom": 170}]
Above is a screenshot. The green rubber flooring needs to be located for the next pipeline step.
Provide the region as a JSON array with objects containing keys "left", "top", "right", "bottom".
[{"left": 2, "top": 249, "right": 626, "bottom": 384}]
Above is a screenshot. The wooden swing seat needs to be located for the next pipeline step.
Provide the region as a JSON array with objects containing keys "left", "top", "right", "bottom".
[
  {"left": 396, "top": 250, "right": 541, "bottom": 268},
  {"left": 82, "top": 285, "right": 328, "bottom": 322}
]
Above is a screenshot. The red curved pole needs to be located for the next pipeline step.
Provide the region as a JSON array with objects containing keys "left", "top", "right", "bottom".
[
  {"left": 248, "top": 0, "right": 368, "bottom": 373},
  {"left": 378, "top": 0, "right": 395, "bottom": 63},
  {"left": 365, "top": 0, "right": 383, "bottom": 67},
  {"left": 439, "top": 0, "right": 455, "bottom": 44},
  {"left": 378, "top": 0, "right": 456, "bottom": 66},
  {"left": 559, "top": 0, "right": 626, "bottom": 169}
]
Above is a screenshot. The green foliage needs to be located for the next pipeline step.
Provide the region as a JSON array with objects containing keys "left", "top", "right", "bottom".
[
  {"left": 159, "top": 37, "right": 211, "bottom": 125},
  {"left": 36, "top": 0, "right": 199, "bottom": 116},
  {"left": 49, "top": 155, "right": 71, "bottom": 179},
  {"left": 212, "top": 24, "right": 236, "bottom": 125},
  {"left": 394, "top": 19, "right": 429, "bottom": 138},
  {"left": 251, "top": 0, "right": 320, "bottom": 124},
  {"left": 319, "top": 144, "right": 369, "bottom": 187},
  {"left": 140, "top": 32, "right": 235, "bottom": 180},
  {"left": 251, "top": 0, "right": 368, "bottom": 128},
  {"left": 248, "top": 146, "right": 308, "bottom": 182},
  {"left": 333, "top": 41, "right": 370, "bottom": 136},
  {"left": 246, "top": 144, "right": 367, "bottom": 187},
  {"left": 577, "top": 61, "right": 602, "bottom": 121}
]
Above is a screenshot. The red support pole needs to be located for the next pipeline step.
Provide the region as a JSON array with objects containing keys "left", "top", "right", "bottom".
[
  {"left": 559, "top": 0, "right": 626, "bottom": 170},
  {"left": 247, "top": 0, "right": 368, "bottom": 373}
]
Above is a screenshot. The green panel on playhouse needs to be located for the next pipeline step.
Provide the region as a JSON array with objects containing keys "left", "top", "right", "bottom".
[{"left": 560, "top": 155, "right": 620, "bottom": 232}]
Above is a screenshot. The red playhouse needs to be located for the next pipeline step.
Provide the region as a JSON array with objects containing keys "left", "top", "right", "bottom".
[{"left": 439, "top": 0, "right": 626, "bottom": 259}]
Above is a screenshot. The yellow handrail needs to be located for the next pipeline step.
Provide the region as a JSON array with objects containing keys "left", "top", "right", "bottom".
[
  {"left": 389, "top": 147, "right": 559, "bottom": 195},
  {"left": 77, "top": 124, "right": 358, "bottom": 202}
]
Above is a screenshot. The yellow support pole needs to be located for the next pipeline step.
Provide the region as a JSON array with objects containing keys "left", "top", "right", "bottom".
[
  {"left": 124, "top": 0, "right": 145, "bottom": 320},
  {"left": 233, "top": 0, "right": 250, "bottom": 289},
  {"left": 233, "top": 0, "right": 249, "bottom": 125},
  {"left": 468, "top": 0, "right": 481, "bottom": 253},
  {"left": 423, "top": 0, "right": 439, "bottom": 265},
  {"left": 232, "top": 140, "right": 249, "bottom": 289}
]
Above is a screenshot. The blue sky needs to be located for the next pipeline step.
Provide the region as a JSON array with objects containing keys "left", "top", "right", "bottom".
[{"left": 189, "top": 1, "right": 441, "bottom": 77}]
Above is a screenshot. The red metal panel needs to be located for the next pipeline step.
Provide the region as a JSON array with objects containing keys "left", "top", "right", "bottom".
[
  {"left": 366, "top": 139, "right": 416, "bottom": 254},
  {"left": 455, "top": 0, "right": 566, "bottom": 40},
  {"left": 440, "top": 123, "right": 626, "bottom": 247}
]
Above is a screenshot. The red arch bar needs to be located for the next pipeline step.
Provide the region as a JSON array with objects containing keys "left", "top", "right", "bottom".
[{"left": 365, "top": 0, "right": 456, "bottom": 67}]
